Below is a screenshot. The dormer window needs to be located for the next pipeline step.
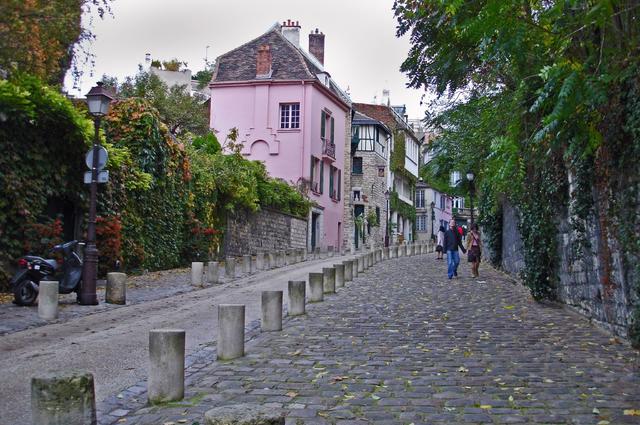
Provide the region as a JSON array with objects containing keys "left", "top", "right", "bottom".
[{"left": 316, "top": 72, "right": 330, "bottom": 87}]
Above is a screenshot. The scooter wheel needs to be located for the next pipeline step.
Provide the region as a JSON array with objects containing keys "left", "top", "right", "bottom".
[{"left": 13, "top": 280, "right": 38, "bottom": 306}]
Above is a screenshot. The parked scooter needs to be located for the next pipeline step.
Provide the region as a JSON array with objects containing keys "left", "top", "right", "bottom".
[{"left": 10, "top": 240, "right": 84, "bottom": 306}]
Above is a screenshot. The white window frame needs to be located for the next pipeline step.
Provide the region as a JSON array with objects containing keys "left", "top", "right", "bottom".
[{"left": 280, "top": 103, "right": 300, "bottom": 129}]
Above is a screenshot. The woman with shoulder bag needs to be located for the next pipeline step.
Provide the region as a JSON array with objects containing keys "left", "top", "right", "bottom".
[
  {"left": 466, "top": 223, "right": 482, "bottom": 277},
  {"left": 435, "top": 225, "right": 445, "bottom": 260}
]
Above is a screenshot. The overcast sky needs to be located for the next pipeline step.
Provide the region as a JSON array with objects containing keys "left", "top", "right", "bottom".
[{"left": 65, "top": 0, "right": 427, "bottom": 119}]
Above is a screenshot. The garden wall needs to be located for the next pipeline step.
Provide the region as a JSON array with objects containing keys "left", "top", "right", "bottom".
[
  {"left": 499, "top": 200, "right": 637, "bottom": 338},
  {"left": 223, "top": 208, "right": 307, "bottom": 257}
]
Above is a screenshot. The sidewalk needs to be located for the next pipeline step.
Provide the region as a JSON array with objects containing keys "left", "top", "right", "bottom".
[
  {"left": 101, "top": 254, "right": 640, "bottom": 425},
  {"left": 0, "top": 252, "right": 362, "bottom": 425}
]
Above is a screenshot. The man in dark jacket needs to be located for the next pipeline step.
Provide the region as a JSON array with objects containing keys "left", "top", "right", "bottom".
[{"left": 443, "top": 219, "right": 466, "bottom": 279}]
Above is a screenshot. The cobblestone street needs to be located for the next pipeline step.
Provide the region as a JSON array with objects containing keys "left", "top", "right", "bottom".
[{"left": 104, "top": 253, "right": 640, "bottom": 425}]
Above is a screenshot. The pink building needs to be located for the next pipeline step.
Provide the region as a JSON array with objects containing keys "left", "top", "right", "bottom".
[{"left": 210, "top": 21, "right": 351, "bottom": 252}]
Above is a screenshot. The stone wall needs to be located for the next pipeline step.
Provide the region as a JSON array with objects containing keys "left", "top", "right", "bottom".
[
  {"left": 498, "top": 199, "right": 637, "bottom": 338},
  {"left": 500, "top": 201, "right": 525, "bottom": 275},
  {"left": 223, "top": 208, "right": 307, "bottom": 257},
  {"left": 342, "top": 113, "right": 354, "bottom": 252}
]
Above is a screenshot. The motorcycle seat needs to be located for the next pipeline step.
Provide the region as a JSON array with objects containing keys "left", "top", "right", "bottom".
[{"left": 45, "top": 259, "right": 58, "bottom": 270}]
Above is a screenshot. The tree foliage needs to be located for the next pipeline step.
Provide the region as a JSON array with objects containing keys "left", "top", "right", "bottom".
[
  {"left": 395, "top": 0, "right": 640, "bottom": 314},
  {"left": 0, "top": 0, "right": 111, "bottom": 85},
  {"left": 105, "top": 69, "right": 209, "bottom": 136}
]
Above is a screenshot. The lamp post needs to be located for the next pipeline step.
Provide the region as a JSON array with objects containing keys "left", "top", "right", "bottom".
[
  {"left": 80, "top": 82, "right": 113, "bottom": 305},
  {"left": 430, "top": 201, "right": 435, "bottom": 240},
  {"left": 466, "top": 171, "right": 475, "bottom": 226},
  {"left": 384, "top": 189, "right": 390, "bottom": 247}
]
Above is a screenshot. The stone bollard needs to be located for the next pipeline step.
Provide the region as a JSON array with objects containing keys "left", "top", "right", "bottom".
[
  {"left": 31, "top": 371, "right": 96, "bottom": 425},
  {"left": 288, "top": 281, "right": 306, "bottom": 316},
  {"left": 357, "top": 255, "right": 364, "bottom": 273},
  {"left": 343, "top": 260, "right": 353, "bottom": 282},
  {"left": 218, "top": 304, "right": 245, "bottom": 360},
  {"left": 383, "top": 247, "right": 389, "bottom": 260},
  {"left": 148, "top": 329, "right": 185, "bottom": 404},
  {"left": 308, "top": 273, "right": 324, "bottom": 302},
  {"left": 207, "top": 261, "right": 219, "bottom": 284},
  {"left": 38, "top": 280, "right": 58, "bottom": 320},
  {"left": 352, "top": 258, "right": 359, "bottom": 278},
  {"left": 277, "top": 250, "right": 285, "bottom": 267},
  {"left": 322, "top": 267, "right": 336, "bottom": 294},
  {"left": 256, "top": 252, "right": 265, "bottom": 271},
  {"left": 106, "top": 272, "right": 127, "bottom": 304},
  {"left": 235, "top": 257, "right": 243, "bottom": 278},
  {"left": 250, "top": 256, "right": 257, "bottom": 274},
  {"left": 334, "top": 264, "right": 345, "bottom": 289},
  {"left": 191, "top": 262, "right": 204, "bottom": 287},
  {"left": 225, "top": 257, "right": 235, "bottom": 279},
  {"left": 261, "top": 291, "right": 283, "bottom": 332},
  {"left": 242, "top": 255, "right": 251, "bottom": 274},
  {"left": 267, "top": 252, "right": 275, "bottom": 269},
  {"left": 204, "top": 403, "right": 285, "bottom": 425}
]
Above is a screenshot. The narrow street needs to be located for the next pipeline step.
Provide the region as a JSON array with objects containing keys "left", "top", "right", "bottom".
[
  {"left": 0, "top": 255, "right": 354, "bottom": 425},
  {"left": 98, "top": 253, "right": 640, "bottom": 425}
]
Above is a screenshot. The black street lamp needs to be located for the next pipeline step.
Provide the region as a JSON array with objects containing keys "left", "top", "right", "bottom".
[
  {"left": 384, "top": 189, "right": 390, "bottom": 247},
  {"left": 466, "top": 171, "right": 475, "bottom": 226},
  {"left": 430, "top": 200, "right": 435, "bottom": 240},
  {"left": 80, "top": 82, "right": 113, "bottom": 305}
]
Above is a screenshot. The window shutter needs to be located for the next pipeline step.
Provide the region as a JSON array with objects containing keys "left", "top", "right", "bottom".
[
  {"left": 329, "top": 167, "right": 334, "bottom": 197},
  {"left": 320, "top": 111, "right": 326, "bottom": 140},
  {"left": 338, "top": 170, "right": 341, "bottom": 200},
  {"left": 319, "top": 162, "right": 324, "bottom": 193},
  {"left": 330, "top": 116, "right": 335, "bottom": 144},
  {"left": 310, "top": 156, "right": 315, "bottom": 184}
]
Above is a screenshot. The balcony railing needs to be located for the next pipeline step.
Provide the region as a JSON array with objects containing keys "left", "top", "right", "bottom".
[{"left": 322, "top": 138, "right": 336, "bottom": 160}]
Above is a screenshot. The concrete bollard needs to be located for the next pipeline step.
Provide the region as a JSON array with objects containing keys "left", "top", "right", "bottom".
[
  {"left": 225, "top": 257, "right": 235, "bottom": 279},
  {"left": 277, "top": 250, "right": 284, "bottom": 267},
  {"left": 106, "top": 273, "right": 127, "bottom": 304},
  {"left": 288, "top": 281, "right": 306, "bottom": 316},
  {"left": 204, "top": 404, "right": 285, "bottom": 425},
  {"left": 256, "top": 252, "right": 265, "bottom": 271},
  {"left": 207, "top": 261, "right": 219, "bottom": 284},
  {"left": 191, "top": 262, "right": 204, "bottom": 287},
  {"left": 322, "top": 267, "right": 336, "bottom": 294},
  {"left": 242, "top": 255, "right": 251, "bottom": 274},
  {"left": 261, "top": 291, "right": 283, "bottom": 332},
  {"left": 38, "top": 281, "right": 58, "bottom": 320},
  {"left": 383, "top": 247, "right": 389, "bottom": 260},
  {"left": 267, "top": 252, "right": 275, "bottom": 269},
  {"left": 250, "top": 256, "right": 257, "bottom": 274},
  {"left": 217, "top": 304, "right": 245, "bottom": 360},
  {"left": 31, "top": 371, "right": 96, "bottom": 425},
  {"left": 357, "top": 255, "right": 364, "bottom": 273},
  {"left": 352, "top": 258, "right": 359, "bottom": 278},
  {"left": 334, "top": 264, "right": 345, "bottom": 289},
  {"left": 235, "top": 257, "right": 243, "bottom": 278},
  {"left": 148, "top": 329, "right": 185, "bottom": 404},
  {"left": 308, "top": 273, "right": 324, "bottom": 302},
  {"left": 343, "top": 260, "right": 353, "bottom": 282}
]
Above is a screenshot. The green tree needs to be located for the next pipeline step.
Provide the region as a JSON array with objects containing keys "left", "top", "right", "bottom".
[
  {"left": 395, "top": 1, "right": 640, "bottom": 306},
  {"left": 105, "top": 68, "right": 209, "bottom": 136},
  {"left": 0, "top": 0, "right": 111, "bottom": 85}
]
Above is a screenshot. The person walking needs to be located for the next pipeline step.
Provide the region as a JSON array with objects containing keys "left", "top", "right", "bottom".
[
  {"left": 466, "top": 223, "right": 482, "bottom": 277},
  {"left": 435, "top": 225, "right": 445, "bottom": 260},
  {"left": 443, "top": 219, "right": 466, "bottom": 279}
]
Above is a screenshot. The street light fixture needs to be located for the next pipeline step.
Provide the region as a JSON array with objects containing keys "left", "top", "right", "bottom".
[
  {"left": 466, "top": 171, "right": 475, "bottom": 226},
  {"left": 384, "top": 189, "right": 390, "bottom": 247},
  {"left": 430, "top": 201, "right": 436, "bottom": 240},
  {"left": 81, "top": 82, "right": 113, "bottom": 305}
]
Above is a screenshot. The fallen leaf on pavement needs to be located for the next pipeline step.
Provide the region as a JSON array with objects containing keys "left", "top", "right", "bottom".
[{"left": 624, "top": 409, "right": 640, "bottom": 416}]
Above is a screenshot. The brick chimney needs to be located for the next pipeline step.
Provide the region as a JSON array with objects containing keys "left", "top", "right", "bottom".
[
  {"left": 309, "top": 28, "right": 325, "bottom": 65},
  {"left": 281, "top": 19, "right": 301, "bottom": 45},
  {"left": 256, "top": 44, "right": 272, "bottom": 77}
]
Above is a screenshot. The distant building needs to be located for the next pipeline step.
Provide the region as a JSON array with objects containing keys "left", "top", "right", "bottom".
[
  {"left": 351, "top": 103, "right": 421, "bottom": 244},
  {"left": 209, "top": 21, "right": 351, "bottom": 252},
  {"left": 350, "top": 109, "right": 392, "bottom": 250}
]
